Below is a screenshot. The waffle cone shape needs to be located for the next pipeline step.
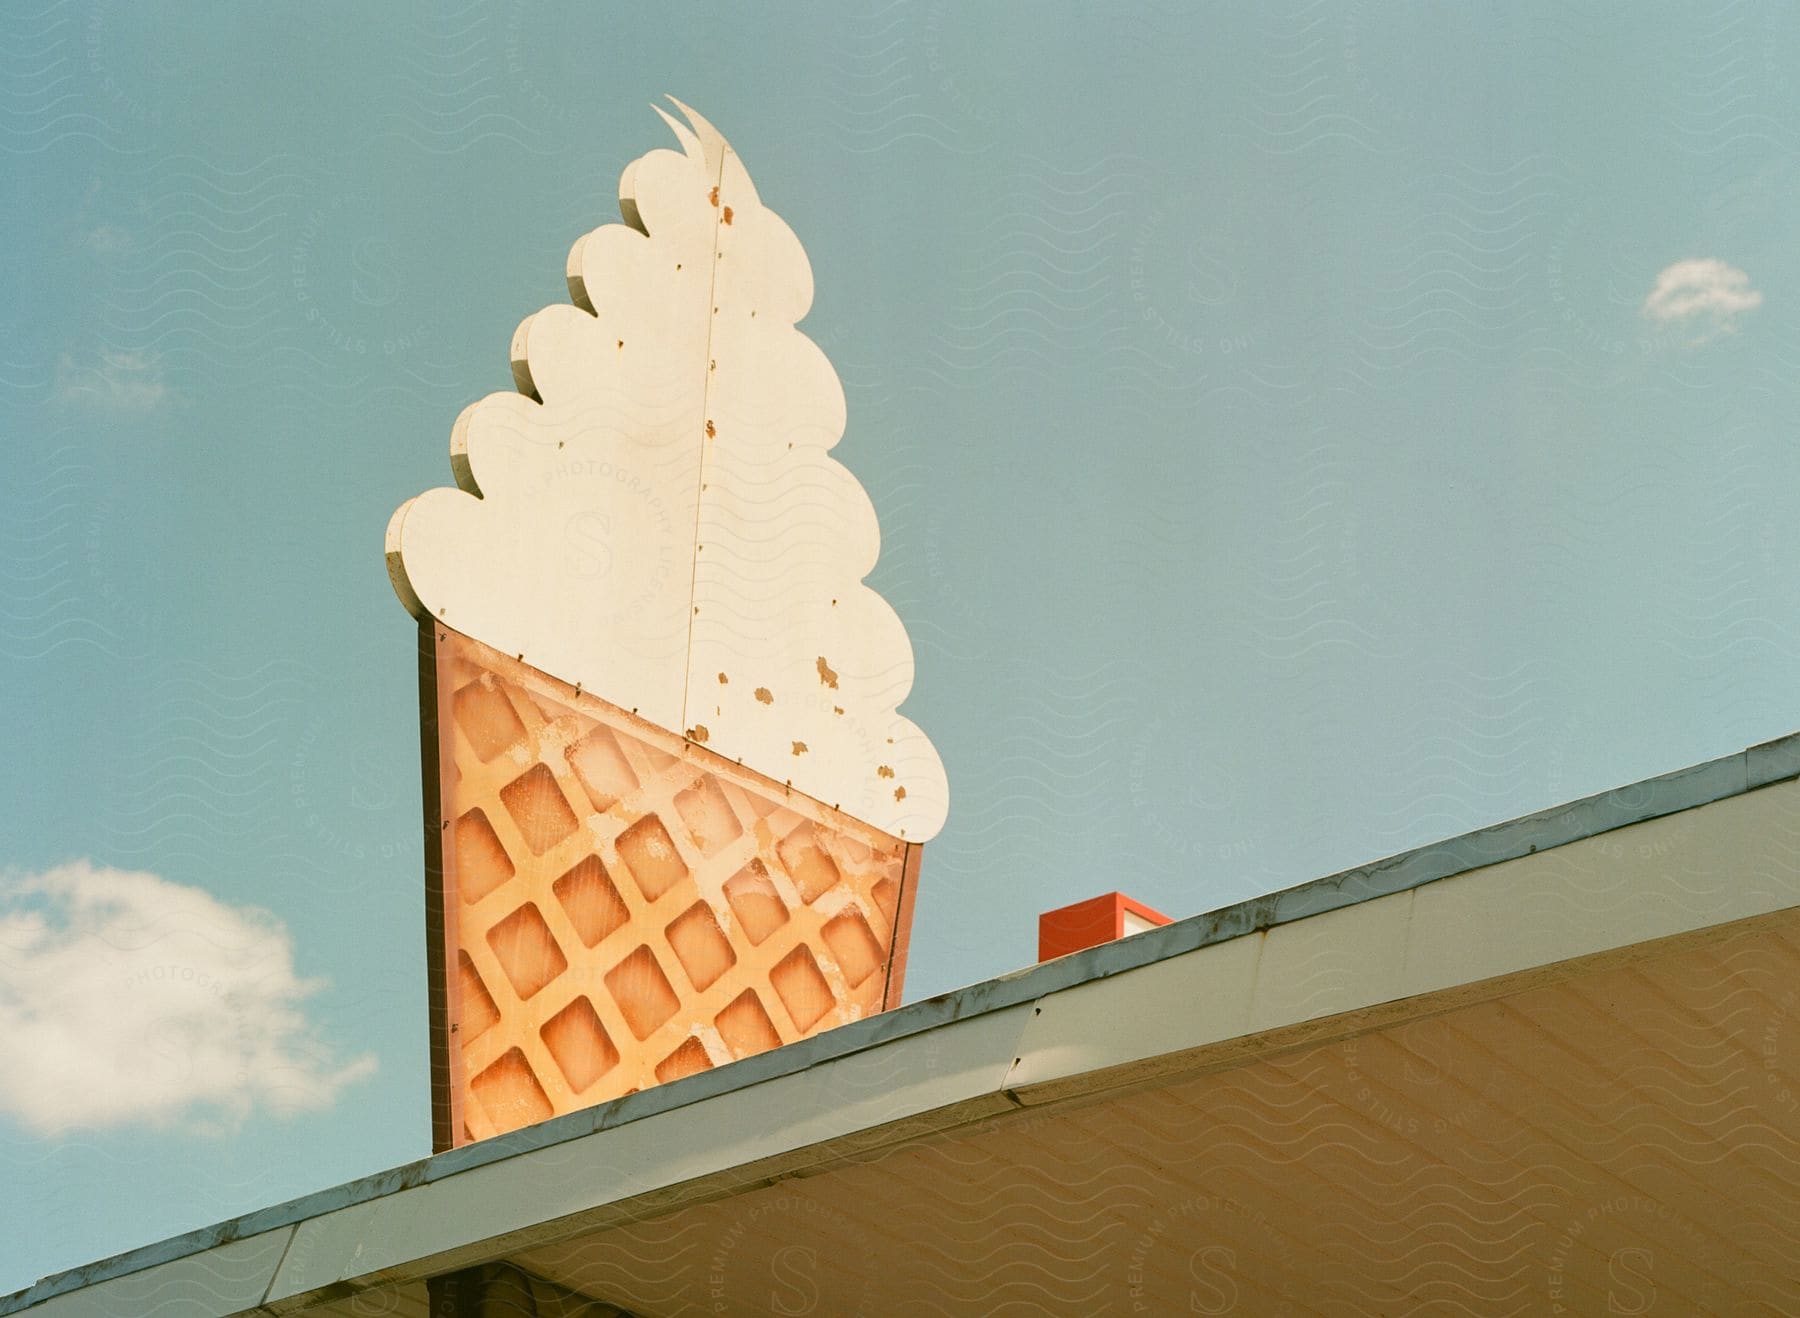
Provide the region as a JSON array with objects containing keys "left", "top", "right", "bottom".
[{"left": 420, "top": 624, "right": 921, "bottom": 1148}]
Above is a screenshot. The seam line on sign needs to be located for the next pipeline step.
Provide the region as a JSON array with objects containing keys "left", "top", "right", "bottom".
[
  {"left": 879, "top": 843, "right": 915, "bottom": 1010},
  {"left": 677, "top": 144, "right": 730, "bottom": 739}
]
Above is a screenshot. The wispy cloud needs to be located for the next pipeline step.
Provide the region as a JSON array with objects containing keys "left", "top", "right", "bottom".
[
  {"left": 85, "top": 225, "right": 134, "bottom": 254},
  {"left": 53, "top": 350, "right": 169, "bottom": 410},
  {"left": 1641, "top": 258, "right": 1763, "bottom": 340},
  {"left": 0, "top": 862, "right": 375, "bottom": 1137}
]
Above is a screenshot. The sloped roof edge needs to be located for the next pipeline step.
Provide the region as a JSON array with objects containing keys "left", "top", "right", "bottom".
[{"left": 7, "top": 728, "right": 1798, "bottom": 1313}]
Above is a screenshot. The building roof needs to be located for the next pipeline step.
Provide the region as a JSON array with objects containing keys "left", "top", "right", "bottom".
[{"left": 10, "top": 731, "right": 1800, "bottom": 1315}]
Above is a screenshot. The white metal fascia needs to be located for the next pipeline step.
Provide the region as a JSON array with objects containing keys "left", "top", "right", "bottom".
[
  {"left": 18, "top": 1231, "right": 294, "bottom": 1318},
  {"left": 259, "top": 1004, "right": 1031, "bottom": 1310},
  {"left": 1005, "top": 775, "right": 1800, "bottom": 1104}
]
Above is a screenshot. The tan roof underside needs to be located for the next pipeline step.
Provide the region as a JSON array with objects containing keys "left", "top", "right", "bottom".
[{"left": 513, "top": 904, "right": 1799, "bottom": 1315}]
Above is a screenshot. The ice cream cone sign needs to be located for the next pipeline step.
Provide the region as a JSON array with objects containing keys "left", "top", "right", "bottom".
[{"left": 387, "top": 102, "right": 947, "bottom": 1145}]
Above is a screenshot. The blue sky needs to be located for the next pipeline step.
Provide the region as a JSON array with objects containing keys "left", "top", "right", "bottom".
[{"left": 5, "top": 0, "right": 1800, "bottom": 1292}]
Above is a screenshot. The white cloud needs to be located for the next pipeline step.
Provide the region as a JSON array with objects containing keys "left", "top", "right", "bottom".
[
  {"left": 0, "top": 862, "right": 375, "bottom": 1137},
  {"left": 53, "top": 350, "right": 169, "bottom": 410},
  {"left": 1641, "top": 258, "right": 1763, "bottom": 339}
]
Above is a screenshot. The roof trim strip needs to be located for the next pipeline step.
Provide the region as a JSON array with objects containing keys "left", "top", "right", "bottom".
[{"left": 6, "top": 729, "right": 1797, "bottom": 1313}]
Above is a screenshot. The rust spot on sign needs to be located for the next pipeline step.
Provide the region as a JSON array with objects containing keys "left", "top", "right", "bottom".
[
  {"left": 894, "top": 786, "right": 906, "bottom": 801},
  {"left": 717, "top": 672, "right": 729, "bottom": 684},
  {"left": 816, "top": 656, "right": 838, "bottom": 689},
  {"left": 833, "top": 705, "right": 844, "bottom": 716},
  {"left": 687, "top": 724, "right": 709, "bottom": 743},
  {"left": 754, "top": 687, "right": 773, "bottom": 704},
  {"left": 709, "top": 185, "right": 719, "bottom": 206},
  {"left": 722, "top": 206, "right": 734, "bottom": 225},
  {"left": 705, "top": 419, "right": 716, "bottom": 439},
  {"left": 791, "top": 741, "right": 808, "bottom": 756},
  {"left": 877, "top": 765, "right": 894, "bottom": 779}
]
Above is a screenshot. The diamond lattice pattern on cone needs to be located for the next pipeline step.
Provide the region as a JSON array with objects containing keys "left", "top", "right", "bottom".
[{"left": 428, "top": 626, "right": 918, "bottom": 1145}]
